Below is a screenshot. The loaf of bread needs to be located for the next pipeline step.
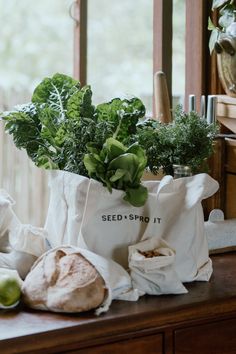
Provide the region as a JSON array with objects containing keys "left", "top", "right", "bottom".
[{"left": 22, "top": 247, "right": 106, "bottom": 313}]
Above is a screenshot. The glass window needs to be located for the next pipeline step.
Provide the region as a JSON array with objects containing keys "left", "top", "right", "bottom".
[
  {"left": 0, "top": 0, "right": 74, "bottom": 226},
  {"left": 87, "top": 0, "right": 153, "bottom": 115},
  {"left": 0, "top": 0, "right": 73, "bottom": 102},
  {"left": 172, "top": 0, "right": 185, "bottom": 108}
]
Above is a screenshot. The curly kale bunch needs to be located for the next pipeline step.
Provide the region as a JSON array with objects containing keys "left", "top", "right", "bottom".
[
  {"left": 1, "top": 73, "right": 147, "bottom": 206},
  {"left": 1, "top": 73, "right": 145, "bottom": 176},
  {"left": 96, "top": 97, "right": 145, "bottom": 143}
]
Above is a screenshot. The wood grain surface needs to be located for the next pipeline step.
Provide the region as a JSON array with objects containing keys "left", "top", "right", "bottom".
[{"left": 0, "top": 253, "right": 236, "bottom": 354}]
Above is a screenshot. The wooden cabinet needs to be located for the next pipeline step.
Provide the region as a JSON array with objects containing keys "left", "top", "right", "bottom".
[
  {"left": 205, "top": 95, "right": 236, "bottom": 218},
  {"left": 226, "top": 138, "right": 236, "bottom": 172},
  {"left": 175, "top": 318, "right": 236, "bottom": 354},
  {"left": 225, "top": 138, "right": 236, "bottom": 218},
  {"left": 0, "top": 253, "right": 236, "bottom": 354},
  {"left": 76, "top": 334, "right": 163, "bottom": 354},
  {"left": 217, "top": 96, "right": 236, "bottom": 218}
]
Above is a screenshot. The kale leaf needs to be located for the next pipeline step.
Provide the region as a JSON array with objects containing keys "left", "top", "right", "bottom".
[
  {"left": 1, "top": 73, "right": 148, "bottom": 206},
  {"left": 96, "top": 97, "right": 145, "bottom": 143}
]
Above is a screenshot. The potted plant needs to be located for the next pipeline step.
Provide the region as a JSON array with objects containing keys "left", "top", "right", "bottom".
[{"left": 208, "top": 0, "right": 236, "bottom": 96}]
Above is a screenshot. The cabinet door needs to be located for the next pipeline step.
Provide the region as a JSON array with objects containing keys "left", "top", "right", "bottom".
[
  {"left": 225, "top": 139, "right": 236, "bottom": 218},
  {"left": 175, "top": 318, "right": 236, "bottom": 354},
  {"left": 225, "top": 174, "right": 236, "bottom": 218},
  {"left": 226, "top": 138, "right": 236, "bottom": 173},
  {"left": 73, "top": 333, "right": 163, "bottom": 354}
]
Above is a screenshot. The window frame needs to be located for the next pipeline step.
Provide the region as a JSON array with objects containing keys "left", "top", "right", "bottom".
[
  {"left": 73, "top": 0, "right": 223, "bottom": 114},
  {"left": 153, "top": 0, "right": 173, "bottom": 114},
  {"left": 185, "top": 0, "right": 223, "bottom": 111},
  {"left": 74, "top": 0, "right": 87, "bottom": 87}
]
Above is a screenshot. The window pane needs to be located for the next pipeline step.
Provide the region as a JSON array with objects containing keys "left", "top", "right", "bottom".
[
  {"left": 87, "top": 0, "right": 153, "bottom": 115},
  {"left": 0, "top": 0, "right": 73, "bottom": 226},
  {"left": 0, "top": 0, "right": 73, "bottom": 99},
  {"left": 172, "top": 0, "right": 185, "bottom": 107}
]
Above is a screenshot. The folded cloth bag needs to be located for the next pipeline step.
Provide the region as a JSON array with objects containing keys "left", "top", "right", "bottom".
[
  {"left": 0, "top": 190, "right": 49, "bottom": 279},
  {"left": 128, "top": 238, "right": 187, "bottom": 296},
  {"left": 22, "top": 246, "right": 139, "bottom": 315},
  {"left": 45, "top": 171, "right": 218, "bottom": 282},
  {"left": 0, "top": 189, "right": 20, "bottom": 253}
]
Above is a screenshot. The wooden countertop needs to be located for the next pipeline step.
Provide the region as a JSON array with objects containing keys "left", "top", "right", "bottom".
[{"left": 0, "top": 252, "right": 236, "bottom": 354}]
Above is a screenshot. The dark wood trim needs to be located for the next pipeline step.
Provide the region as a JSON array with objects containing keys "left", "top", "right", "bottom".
[
  {"left": 73, "top": 0, "right": 87, "bottom": 86},
  {"left": 153, "top": 0, "right": 173, "bottom": 115},
  {"left": 185, "top": 0, "right": 208, "bottom": 111},
  {"left": 73, "top": 0, "right": 224, "bottom": 110},
  {"left": 202, "top": 137, "right": 226, "bottom": 218},
  {"left": 185, "top": 0, "right": 224, "bottom": 112}
]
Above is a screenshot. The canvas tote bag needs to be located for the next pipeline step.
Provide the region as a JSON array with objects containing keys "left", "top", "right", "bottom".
[
  {"left": 45, "top": 171, "right": 177, "bottom": 252},
  {"left": 78, "top": 173, "right": 219, "bottom": 282},
  {"left": 45, "top": 170, "right": 218, "bottom": 283},
  {"left": 45, "top": 170, "right": 90, "bottom": 247},
  {"left": 77, "top": 175, "right": 183, "bottom": 269}
]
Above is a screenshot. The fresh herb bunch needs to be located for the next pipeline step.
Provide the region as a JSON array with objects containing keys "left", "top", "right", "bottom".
[
  {"left": 170, "top": 106, "right": 218, "bottom": 173},
  {"left": 136, "top": 105, "right": 218, "bottom": 176},
  {"left": 133, "top": 119, "right": 175, "bottom": 176},
  {"left": 208, "top": 0, "right": 236, "bottom": 54},
  {"left": 1, "top": 73, "right": 147, "bottom": 206}
]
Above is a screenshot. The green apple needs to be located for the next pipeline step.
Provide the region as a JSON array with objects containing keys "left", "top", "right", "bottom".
[{"left": 0, "top": 274, "right": 21, "bottom": 307}]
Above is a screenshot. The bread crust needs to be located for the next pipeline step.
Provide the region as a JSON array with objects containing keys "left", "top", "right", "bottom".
[{"left": 22, "top": 248, "right": 106, "bottom": 313}]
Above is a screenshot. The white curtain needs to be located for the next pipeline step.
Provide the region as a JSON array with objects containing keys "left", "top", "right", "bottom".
[{"left": 0, "top": 88, "right": 48, "bottom": 227}]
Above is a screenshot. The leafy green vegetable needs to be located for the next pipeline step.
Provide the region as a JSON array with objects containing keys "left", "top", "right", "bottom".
[
  {"left": 3, "top": 104, "right": 43, "bottom": 161},
  {"left": 1, "top": 73, "right": 217, "bottom": 207},
  {"left": 212, "top": 0, "right": 231, "bottom": 10},
  {"left": 1, "top": 73, "right": 148, "bottom": 206},
  {"left": 209, "top": 0, "right": 236, "bottom": 53},
  {"left": 2, "top": 73, "right": 84, "bottom": 169},
  {"left": 208, "top": 17, "right": 221, "bottom": 54},
  {"left": 67, "top": 85, "right": 95, "bottom": 120},
  {"left": 84, "top": 138, "right": 148, "bottom": 207},
  {"left": 124, "top": 185, "right": 148, "bottom": 207},
  {"left": 218, "top": 3, "right": 236, "bottom": 29},
  {"left": 96, "top": 97, "right": 145, "bottom": 143},
  {"left": 32, "top": 72, "right": 80, "bottom": 107}
]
